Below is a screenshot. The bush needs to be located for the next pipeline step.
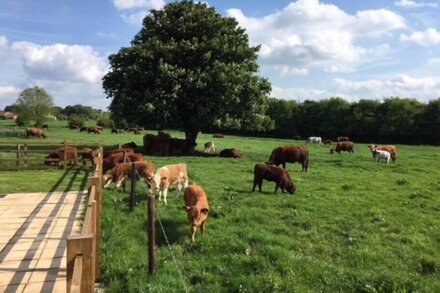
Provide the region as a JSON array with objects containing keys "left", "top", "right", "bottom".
[
  {"left": 97, "top": 117, "right": 112, "bottom": 128},
  {"left": 15, "top": 115, "right": 30, "bottom": 126},
  {"left": 68, "top": 115, "right": 85, "bottom": 128}
]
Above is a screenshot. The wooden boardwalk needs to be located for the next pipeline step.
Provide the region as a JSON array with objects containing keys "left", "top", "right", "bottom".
[{"left": 0, "top": 191, "right": 86, "bottom": 293}]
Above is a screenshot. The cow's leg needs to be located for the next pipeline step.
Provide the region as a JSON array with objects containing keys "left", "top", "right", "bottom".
[
  {"left": 116, "top": 177, "right": 125, "bottom": 190},
  {"left": 163, "top": 189, "right": 168, "bottom": 205},
  {"left": 282, "top": 162, "right": 286, "bottom": 169},
  {"left": 158, "top": 190, "right": 162, "bottom": 201},
  {"left": 103, "top": 179, "right": 113, "bottom": 188},
  {"left": 190, "top": 225, "right": 197, "bottom": 243},
  {"left": 274, "top": 184, "right": 279, "bottom": 194},
  {"left": 201, "top": 221, "right": 207, "bottom": 236},
  {"left": 258, "top": 180, "right": 263, "bottom": 192},
  {"left": 252, "top": 177, "right": 257, "bottom": 192}
]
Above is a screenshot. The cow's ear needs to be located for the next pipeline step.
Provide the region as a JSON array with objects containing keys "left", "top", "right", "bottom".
[{"left": 201, "top": 208, "right": 209, "bottom": 215}]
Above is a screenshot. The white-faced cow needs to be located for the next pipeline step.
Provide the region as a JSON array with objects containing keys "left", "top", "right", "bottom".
[
  {"left": 147, "top": 163, "right": 189, "bottom": 205},
  {"left": 373, "top": 150, "right": 391, "bottom": 164},
  {"left": 204, "top": 141, "right": 215, "bottom": 153}
]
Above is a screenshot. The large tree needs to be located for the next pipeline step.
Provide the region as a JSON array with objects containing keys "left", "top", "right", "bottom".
[
  {"left": 103, "top": 1, "right": 272, "bottom": 149},
  {"left": 15, "top": 86, "right": 54, "bottom": 126}
]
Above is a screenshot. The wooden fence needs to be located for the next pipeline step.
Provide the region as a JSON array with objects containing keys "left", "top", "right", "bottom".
[
  {"left": 67, "top": 146, "right": 103, "bottom": 293},
  {"left": 0, "top": 141, "right": 102, "bottom": 170}
]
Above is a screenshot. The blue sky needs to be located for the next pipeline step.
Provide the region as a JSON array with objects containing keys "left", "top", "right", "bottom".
[{"left": 0, "top": 0, "right": 439, "bottom": 109}]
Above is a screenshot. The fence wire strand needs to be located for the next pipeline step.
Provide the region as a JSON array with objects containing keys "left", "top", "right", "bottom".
[{"left": 153, "top": 205, "right": 189, "bottom": 293}]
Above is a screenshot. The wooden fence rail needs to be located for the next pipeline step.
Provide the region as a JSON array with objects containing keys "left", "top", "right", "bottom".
[{"left": 67, "top": 146, "right": 103, "bottom": 293}]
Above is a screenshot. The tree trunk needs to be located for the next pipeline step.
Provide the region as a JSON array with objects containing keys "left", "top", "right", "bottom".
[{"left": 185, "top": 128, "right": 199, "bottom": 154}]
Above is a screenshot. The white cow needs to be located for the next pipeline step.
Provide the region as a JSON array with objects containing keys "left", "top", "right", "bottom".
[
  {"left": 204, "top": 141, "right": 215, "bottom": 153},
  {"left": 374, "top": 150, "right": 391, "bottom": 164},
  {"left": 306, "top": 136, "right": 322, "bottom": 145},
  {"left": 147, "top": 163, "right": 189, "bottom": 205}
]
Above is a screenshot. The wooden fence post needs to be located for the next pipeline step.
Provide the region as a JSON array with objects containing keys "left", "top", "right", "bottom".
[
  {"left": 130, "top": 163, "right": 136, "bottom": 212},
  {"left": 63, "top": 140, "right": 68, "bottom": 169},
  {"left": 87, "top": 176, "right": 101, "bottom": 280},
  {"left": 67, "top": 234, "right": 94, "bottom": 293},
  {"left": 16, "top": 144, "right": 20, "bottom": 167},
  {"left": 23, "top": 143, "right": 27, "bottom": 167},
  {"left": 148, "top": 194, "right": 156, "bottom": 275}
]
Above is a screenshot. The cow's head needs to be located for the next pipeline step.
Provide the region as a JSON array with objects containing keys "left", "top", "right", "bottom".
[
  {"left": 102, "top": 174, "right": 113, "bottom": 188},
  {"left": 281, "top": 171, "right": 296, "bottom": 194},
  {"left": 183, "top": 206, "right": 209, "bottom": 226}
]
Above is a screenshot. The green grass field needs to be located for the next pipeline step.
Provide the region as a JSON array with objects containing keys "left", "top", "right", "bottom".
[{"left": 1, "top": 119, "right": 439, "bottom": 292}]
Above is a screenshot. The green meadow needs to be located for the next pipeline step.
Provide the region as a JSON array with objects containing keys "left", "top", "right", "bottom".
[{"left": 1, "top": 120, "right": 439, "bottom": 292}]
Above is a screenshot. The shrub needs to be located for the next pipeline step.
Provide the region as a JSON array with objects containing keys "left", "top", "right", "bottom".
[
  {"left": 97, "top": 117, "right": 112, "bottom": 128},
  {"left": 15, "top": 115, "right": 30, "bottom": 126},
  {"left": 68, "top": 115, "right": 85, "bottom": 128}
]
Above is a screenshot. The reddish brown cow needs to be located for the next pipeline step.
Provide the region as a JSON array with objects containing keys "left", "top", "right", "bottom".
[
  {"left": 103, "top": 151, "right": 143, "bottom": 172},
  {"left": 183, "top": 183, "right": 209, "bottom": 243},
  {"left": 103, "top": 161, "right": 155, "bottom": 190},
  {"left": 103, "top": 148, "right": 134, "bottom": 159},
  {"left": 44, "top": 147, "right": 78, "bottom": 166},
  {"left": 338, "top": 136, "right": 350, "bottom": 142},
  {"left": 143, "top": 132, "right": 172, "bottom": 155},
  {"left": 266, "top": 145, "right": 308, "bottom": 172},
  {"left": 26, "top": 128, "right": 47, "bottom": 138},
  {"left": 87, "top": 127, "right": 101, "bottom": 134},
  {"left": 368, "top": 145, "right": 397, "bottom": 162},
  {"left": 219, "top": 148, "right": 241, "bottom": 158},
  {"left": 80, "top": 148, "right": 97, "bottom": 167},
  {"left": 330, "top": 141, "right": 354, "bottom": 154},
  {"left": 252, "top": 164, "right": 296, "bottom": 194}
]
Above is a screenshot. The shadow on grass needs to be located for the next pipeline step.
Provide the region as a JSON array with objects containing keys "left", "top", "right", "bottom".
[{"left": 151, "top": 215, "right": 185, "bottom": 247}]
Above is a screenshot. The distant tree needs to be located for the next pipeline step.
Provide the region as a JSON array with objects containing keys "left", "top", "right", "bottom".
[
  {"left": 347, "top": 99, "right": 381, "bottom": 141},
  {"left": 62, "top": 105, "right": 98, "bottom": 120},
  {"left": 266, "top": 98, "right": 299, "bottom": 138},
  {"left": 318, "top": 97, "right": 351, "bottom": 139},
  {"left": 4, "top": 104, "right": 18, "bottom": 112},
  {"left": 96, "top": 112, "right": 112, "bottom": 128},
  {"left": 14, "top": 87, "right": 54, "bottom": 126},
  {"left": 103, "top": 1, "right": 272, "bottom": 151},
  {"left": 67, "top": 115, "right": 85, "bottom": 128},
  {"left": 414, "top": 98, "right": 440, "bottom": 145}
]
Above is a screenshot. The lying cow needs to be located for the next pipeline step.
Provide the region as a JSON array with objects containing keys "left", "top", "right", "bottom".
[
  {"left": 44, "top": 147, "right": 78, "bottom": 166},
  {"left": 103, "top": 161, "right": 155, "bottom": 190},
  {"left": 219, "top": 148, "right": 241, "bottom": 158},
  {"left": 306, "top": 136, "right": 321, "bottom": 145},
  {"left": 183, "top": 183, "right": 209, "bottom": 243},
  {"left": 266, "top": 145, "right": 308, "bottom": 171},
  {"left": 26, "top": 128, "right": 47, "bottom": 138},
  {"left": 330, "top": 141, "right": 354, "bottom": 154},
  {"left": 204, "top": 141, "right": 215, "bottom": 153},
  {"left": 369, "top": 145, "right": 397, "bottom": 163},
  {"left": 147, "top": 163, "right": 189, "bottom": 205},
  {"left": 252, "top": 164, "right": 296, "bottom": 194},
  {"left": 373, "top": 150, "right": 391, "bottom": 164}
]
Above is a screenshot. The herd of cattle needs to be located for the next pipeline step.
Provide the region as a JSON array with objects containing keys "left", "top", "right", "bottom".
[{"left": 23, "top": 128, "right": 399, "bottom": 242}]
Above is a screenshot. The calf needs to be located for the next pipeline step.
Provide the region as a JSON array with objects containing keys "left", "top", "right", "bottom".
[
  {"left": 103, "top": 161, "right": 155, "bottom": 190},
  {"left": 373, "top": 150, "right": 391, "bottom": 164},
  {"left": 252, "top": 164, "right": 296, "bottom": 194},
  {"left": 183, "top": 183, "right": 209, "bottom": 243},
  {"left": 369, "top": 145, "right": 397, "bottom": 163},
  {"left": 330, "top": 141, "right": 354, "bottom": 154},
  {"left": 147, "top": 163, "right": 189, "bottom": 205},
  {"left": 204, "top": 141, "right": 215, "bottom": 153}
]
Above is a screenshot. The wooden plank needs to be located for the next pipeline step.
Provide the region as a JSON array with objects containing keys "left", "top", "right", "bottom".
[
  {"left": 70, "top": 255, "right": 83, "bottom": 293},
  {"left": 0, "top": 158, "right": 58, "bottom": 162},
  {"left": 67, "top": 234, "right": 94, "bottom": 293},
  {"left": 0, "top": 166, "right": 57, "bottom": 171}
]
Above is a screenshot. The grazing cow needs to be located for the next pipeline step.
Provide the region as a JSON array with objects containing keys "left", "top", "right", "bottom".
[
  {"left": 103, "top": 148, "right": 134, "bottom": 159},
  {"left": 26, "top": 128, "right": 47, "bottom": 138},
  {"left": 323, "top": 139, "right": 332, "bottom": 145},
  {"left": 266, "top": 145, "right": 309, "bottom": 171},
  {"left": 204, "top": 141, "right": 215, "bottom": 153},
  {"left": 183, "top": 183, "right": 209, "bottom": 243},
  {"left": 330, "top": 141, "right": 354, "bottom": 154},
  {"left": 147, "top": 163, "right": 189, "bottom": 205},
  {"left": 306, "top": 136, "right": 322, "bottom": 145},
  {"left": 293, "top": 135, "right": 301, "bottom": 140},
  {"left": 103, "top": 161, "right": 155, "bottom": 190},
  {"left": 102, "top": 151, "right": 142, "bottom": 172},
  {"left": 369, "top": 145, "right": 397, "bottom": 163},
  {"left": 219, "top": 148, "right": 241, "bottom": 158},
  {"left": 252, "top": 164, "right": 296, "bottom": 194},
  {"left": 373, "top": 150, "right": 391, "bottom": 164},
  {"left": 44, "top": 147, "right": 78, "bottom": 166},
  {"left": 338, "top": 136, "right": 349, "bottom": 142},
  {"left": 122, "top": 141, "right": 137, "bottom": 149},
  {"left": 79, "top": 126, "right": 88, "bottom": 132},
  {"left": 87, "top": 127, "right": 101, "bottom": 134},
  {"left": 80, "top": 148, "right": 96, "bottom": 167},
  {"left": 213, "top": 133, "right": 224, "bottom": 138}
]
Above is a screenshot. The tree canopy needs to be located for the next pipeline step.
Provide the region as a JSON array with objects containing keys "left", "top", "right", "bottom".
[
  {"left": 103, "top": 1, "right": 272, "bottom": 148},
  {"left": 14, "top": 86, "right": 54, "bottom": 126}
]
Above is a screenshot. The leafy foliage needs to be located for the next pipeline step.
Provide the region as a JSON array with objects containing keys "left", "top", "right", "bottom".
[
  {"left": 67, "top": 115, "right": 85, "bottom": 128},
  {"left": 103, "top": 1, "right": 272, "bottom": 147},
  {"left": 14, "top": 86, "right": 54, "bottom": 126}
]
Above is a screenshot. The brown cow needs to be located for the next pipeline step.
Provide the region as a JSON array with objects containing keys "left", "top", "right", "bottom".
[
  {"left": 147, "top": 163, "right": 189, "bottom": 205},
  {"left": 338, "top": 136, "right": 349, "bottom": 142},
  {"left": 252, "top": 164, "right": 296, "bottom": 194},
  {"left": 103, "top": 151, "right": 143, "bottom": 172},
  {"left": 103, "top": 161, "right": 155, "bottom": 190},
  {"left": 368, "top": 145, "right": 397, "bottom": 162},
  {"left": 266, "top": 146, "right": 308, "bottom": 172},
  {"left": 80, "top": 148, "right": 97, "bottom": 167},
  {"left": 143, "top": 132, "right": 172, "bottom": 155},
  {"left": 213, "top": 133, "right": 224, "bottom": 138},
  {"left": 79, "top": 126, "right": 88, "bottom": 132},
  {"left": 87, "top": 127, "right": 101, "bottom": 134},
  {"left": 183, "top": 183, "right": 209, "bottom": 243},
  {"left": 219, "top": 148, "right": 241, "bottom": 158},
  {"left": 44, "top": 147, "right": 78, "bottom": 166},
  {"left": 330, "top": 141, "right": 354, "bottom": 154},
  {"left": 26, "top": 128, "right": 47, "bottom": 138},
  {"left": 103, "top": 148, "right": 134, "bottom": 159}
]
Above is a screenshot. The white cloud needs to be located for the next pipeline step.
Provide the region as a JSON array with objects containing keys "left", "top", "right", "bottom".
[
  {"left": 271, "top": 85, "right": 326, "bottom": 100},
  {"left": 113, "top": 0, "right": 165, "bottom": 24},
  {"left": 11, "top": 42, "right": 107, "bottom": 84},
  {"left": 334, "top": 74, "right": 440, "bottom": 101},
  {"left": 400, "top": 28, "right": 440, "bottom": 46},
  {"left": 0, "top": 86, "right": 20, "bottom": 103},
  {"left": 0, "top": 36, "right": 8, "bottom": 47},
  {"left": 227, "top": 0, "right": 405, "bottom": 76},
  {"left": 394, "top": 0, "right": 438, "bottom": 8},
  {"left": 427, "top": 58, "right": 440, "bottom": 65}
]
